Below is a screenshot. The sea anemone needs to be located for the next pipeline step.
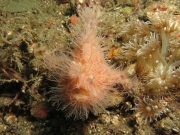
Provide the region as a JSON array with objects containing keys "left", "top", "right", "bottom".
[
  {"left": 123, "top": 29, "right": 180, "bottom": 92},
  {"left": 45, "top": 6, "right": 131, "bottom": 120},
  {"left": 147, "top": 7, "right": 179, "bottom": 57},
  {"left": 132, "top": 97, "right": 167, "bottom": 124}
]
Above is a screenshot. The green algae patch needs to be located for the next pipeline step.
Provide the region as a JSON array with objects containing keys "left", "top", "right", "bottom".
[{"left": 1, "top": 0, "right": 40, "bottom": 13}]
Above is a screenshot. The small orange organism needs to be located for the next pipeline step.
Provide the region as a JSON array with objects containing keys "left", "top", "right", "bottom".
[
  {"left": 109, "top": 48, "right": 118, "bottom": 59},
  {"left": 46, "top": 19, "right": 54, "bottom": 28},
  {"left": 132, "top": 1, "right": 139, "bottom": 7},
  {"left": 175, "top": 33, "right": 180, "bottom": 38},
  {"left": 70, "top": 14, "right": 77, "bottom": 24}
]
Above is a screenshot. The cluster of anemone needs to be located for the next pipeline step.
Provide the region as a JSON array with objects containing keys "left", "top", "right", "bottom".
[
  {"left": 121, "top": 2, "right": 180, "bottom": 123},
  {"left": 123, "top": 32, "right": 179, "bottom": 93},
  {"left": 132, "top": 97, "right": 167, "bottom": 124}
]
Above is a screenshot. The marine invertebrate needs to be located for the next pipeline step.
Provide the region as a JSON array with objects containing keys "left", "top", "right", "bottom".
[
  {"left": 70, "top": 14, "right": 77, "bottom": 24},
  {"left": 133, "top": 97, "right": 167, "bottom": 124},
  {"left": 45, "top": 6, "right": 131, "bottom": 120},
  {"left": 122, "top": 11, "right": 180, "bottom": 94},
  {"left": 121, "top": 3, "right": 179, "bottom": 123}
]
